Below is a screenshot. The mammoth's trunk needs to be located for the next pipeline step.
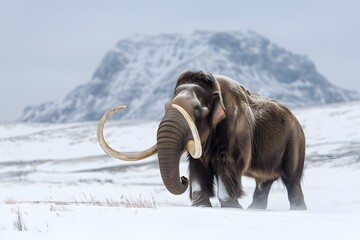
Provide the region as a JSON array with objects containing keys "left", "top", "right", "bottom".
[{"left": 157, "top": 108, "right": 192, "bottom": 195}]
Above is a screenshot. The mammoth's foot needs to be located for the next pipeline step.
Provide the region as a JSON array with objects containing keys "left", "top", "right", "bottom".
[
  {"left": 191, "top": 191, "right": 212, "bottom": 207},
  {"left": 219, "top": 198, "right": 243, "bottom": 209},
  {"left": 248, "top": 201, "right": 267, "bottom": 210},
  {"left": 192, "top": 200, "right": 212, "bottom": 207},
  {"left": 290, "top": 202, "right": 307, "bottom": 210}
]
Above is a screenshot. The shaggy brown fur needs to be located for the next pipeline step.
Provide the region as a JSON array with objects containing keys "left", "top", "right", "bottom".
[{"left": 177, "top": 71, "right": 307, "bottom": 210}]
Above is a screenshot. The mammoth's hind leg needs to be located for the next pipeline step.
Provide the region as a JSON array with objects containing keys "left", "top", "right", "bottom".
[
  {"left": 282, "top": 177, "right": 307, "bottom": 210},
  {"left": 189, "top": 158, "right": 214, "bottom": 207},
  {"left": 281, "top": 133, "right": 307, "bottom": 210},
  {"left": 248, "top": 179, "right": 274, "bottom": 210}
]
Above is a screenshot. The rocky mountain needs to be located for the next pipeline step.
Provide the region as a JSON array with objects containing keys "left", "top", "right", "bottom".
[{"left": 20, "top": 30, "right": 359, "bottom": 122}]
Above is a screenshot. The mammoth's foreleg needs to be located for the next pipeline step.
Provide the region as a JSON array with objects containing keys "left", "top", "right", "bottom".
[
  {"left": 216, "top": 161, "right": 244, "bottom": 208},
  {"left": 189, "top": 158, "right": 214, "bottom": 207},
  {"left": 216, "top": 176, "right": 243, "bottom": 208}
]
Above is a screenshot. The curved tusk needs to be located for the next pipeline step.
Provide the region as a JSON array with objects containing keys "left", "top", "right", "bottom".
[
  {"left": 97, "top": 105, "right": 157, "bottom": 161},
  {"left": 171, "top": 104, "right": 202, "bottom": 159}
]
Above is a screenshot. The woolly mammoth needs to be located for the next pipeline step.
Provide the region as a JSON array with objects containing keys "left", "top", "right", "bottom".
[{"left": 97, "top": 70, "right": 307, "bottom": 210}]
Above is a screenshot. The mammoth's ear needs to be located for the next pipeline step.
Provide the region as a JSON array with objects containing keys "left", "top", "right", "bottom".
[{"left": 211, "top": 91, "right": 226, "bottom": 128}]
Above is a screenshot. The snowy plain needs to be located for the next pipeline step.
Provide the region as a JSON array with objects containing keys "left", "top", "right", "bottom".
[{"left": 0, "top": 102, "right": 359, "bottom": 239}]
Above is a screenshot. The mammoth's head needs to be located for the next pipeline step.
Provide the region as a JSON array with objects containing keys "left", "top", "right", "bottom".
[
  {"left": 166, "top": 71, "right": 227, "bottom": 143},
  {"left": 97, "top": 70, "right": 226, "bottom": 196}
]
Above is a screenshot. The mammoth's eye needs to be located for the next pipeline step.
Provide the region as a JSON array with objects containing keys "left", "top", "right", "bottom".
[{"left": 193, "top": 105, "right": 202, "bottom": 116}]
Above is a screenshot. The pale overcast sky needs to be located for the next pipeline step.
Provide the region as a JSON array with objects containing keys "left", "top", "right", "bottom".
[{"left": 0, "top": 0, "right": 359, "bottom": 122}]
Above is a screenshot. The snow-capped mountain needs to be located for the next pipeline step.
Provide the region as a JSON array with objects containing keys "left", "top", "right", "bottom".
[{"left": 20, "top": 30, "right": 359, "bottom": 122}]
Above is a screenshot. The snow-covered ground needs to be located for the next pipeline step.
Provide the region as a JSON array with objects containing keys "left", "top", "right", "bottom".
[{"left": 0, "top": 102, "right": 359, "bottom": 239}]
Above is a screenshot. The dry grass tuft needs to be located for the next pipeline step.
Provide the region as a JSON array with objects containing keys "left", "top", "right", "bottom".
[
  {"left": 4, "top": 197, "right": 17, "bottom": 204},
  {"left": 13, "top": 208, "right": 27, "bottom": 231},
  {"left": 50, "top": 204, "right": 69, "bottom": 212},
  {"left": 120, "top": 194, "right": 160, "bottom": 209},
  {"left": 4, "top": 194, "right": 160, "bottom": 209}
]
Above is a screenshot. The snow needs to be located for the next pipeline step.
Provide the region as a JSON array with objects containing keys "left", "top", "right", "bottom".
[
  {"left": 1, "top": 102, "right": 360, "bottom": 239},
  {"left": 0, "top": 120, "right": 159, "bottom": 162}
]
